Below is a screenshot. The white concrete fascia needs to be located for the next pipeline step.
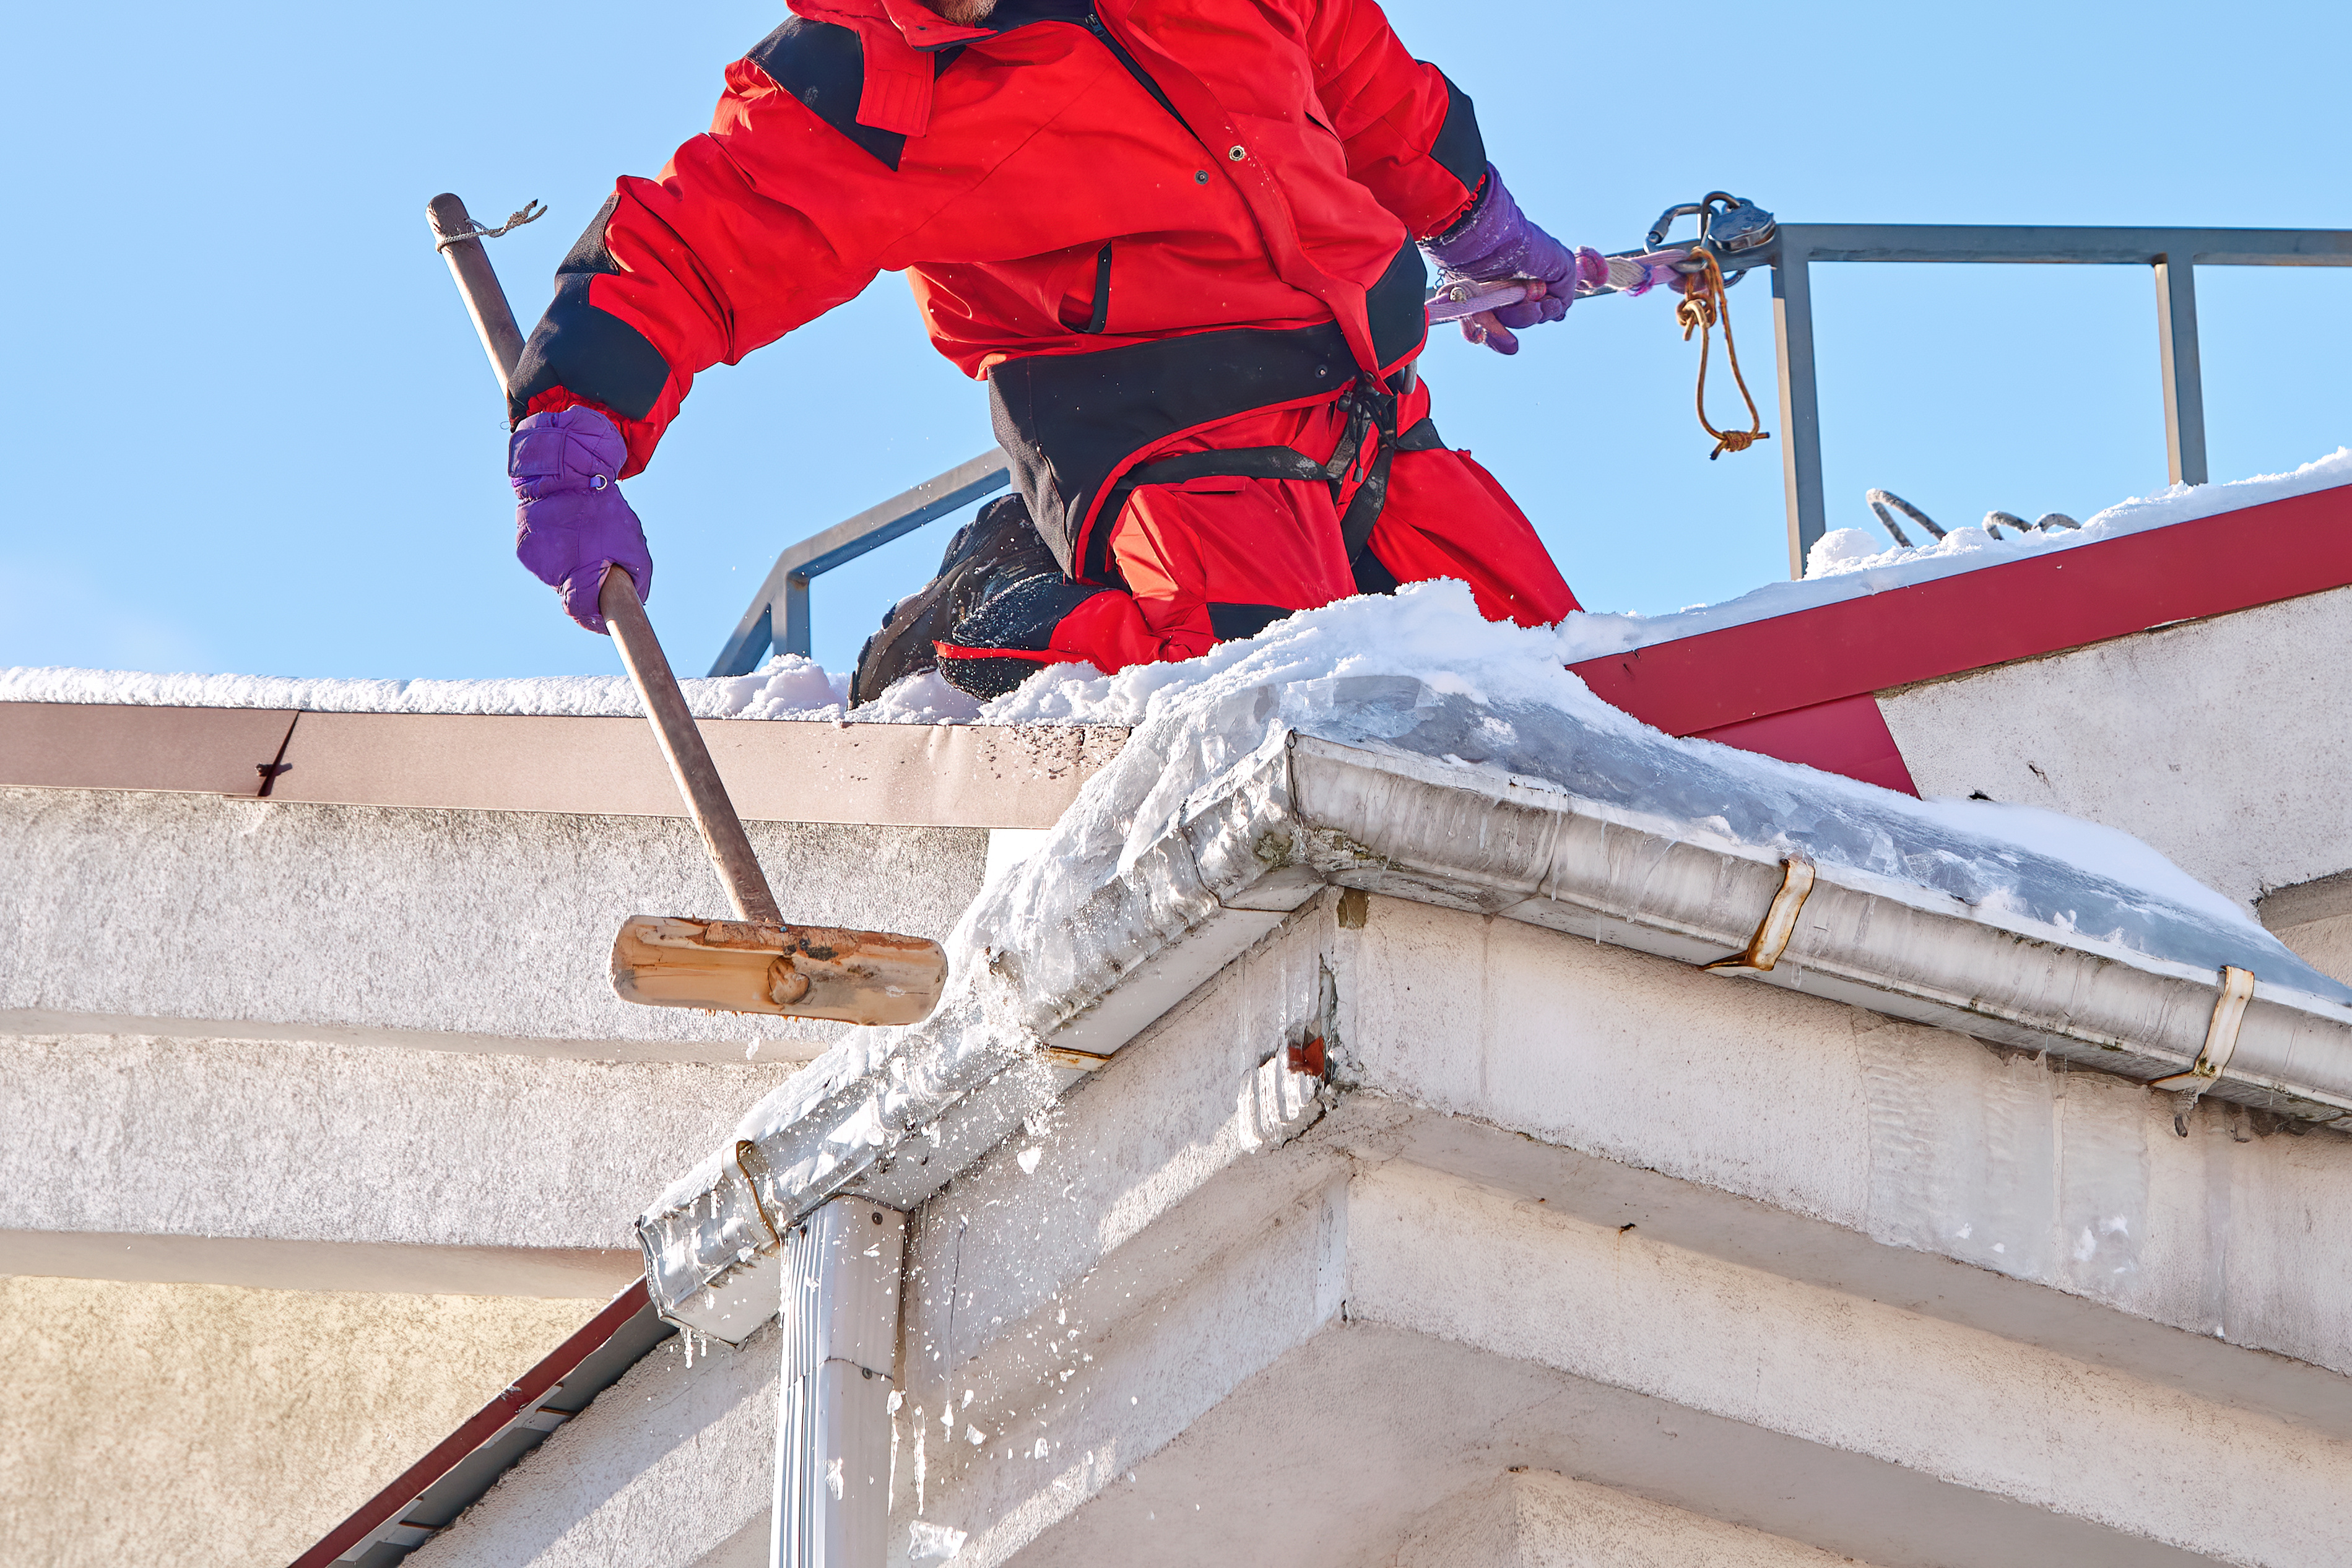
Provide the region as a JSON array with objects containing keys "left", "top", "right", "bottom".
[
  {"left": 637, "top": 731, "right": 1317, "bottom": 1340},
  {"left": 0, "top": 701, "right": 1127, "bottom": 828},
  {"left": 637, "top": 727, "right": 2352, "bottom": 1337}
]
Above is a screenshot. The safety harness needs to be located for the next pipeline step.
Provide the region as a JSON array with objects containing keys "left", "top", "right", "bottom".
[{"left": 1095, "top": 368, "right": 1444, "bottom": 573}]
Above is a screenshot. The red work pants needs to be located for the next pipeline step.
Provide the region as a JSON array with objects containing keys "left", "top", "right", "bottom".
[{"left": 1043, "top": 375, "right": 1578, "bottom": 674}]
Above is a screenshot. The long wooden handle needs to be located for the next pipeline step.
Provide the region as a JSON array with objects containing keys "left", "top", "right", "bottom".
[
  {"left": 598, "top": 568, "right": 785, "bottom": 927},
  {"left": 427, "top": 194, "right": 527, "bottom": 394},
  {"left": 428, "top": 191, "right": 785, "bottom": 930}
]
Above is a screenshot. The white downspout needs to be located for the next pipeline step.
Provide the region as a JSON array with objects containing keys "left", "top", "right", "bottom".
[{"left": 773, "top": 1197, "right": 907, "bottom": 1568}]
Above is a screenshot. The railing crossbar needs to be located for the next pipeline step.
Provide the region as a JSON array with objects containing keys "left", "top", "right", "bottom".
[
  {"left": 1768, "top": 222, "right": 2352, "bottom": 578},
  {"left": 710, "top": 452, "right": 1009, "bottom": 676}
]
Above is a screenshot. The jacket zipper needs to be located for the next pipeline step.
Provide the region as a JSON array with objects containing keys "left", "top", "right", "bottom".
[{"left": 1080, "top": 11, "right": 1188, "bottom": 131}]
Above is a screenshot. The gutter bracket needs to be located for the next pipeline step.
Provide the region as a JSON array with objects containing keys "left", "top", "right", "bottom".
[
  {"left": 2151, "top": 964, "right": 2257, "bottom": 1132},
  {"left": 1704, "top": 856, "right": 1817, "bottom": 976},
  {"left": 736, "top": 1139, "right": 784, "bottom": 1249}
]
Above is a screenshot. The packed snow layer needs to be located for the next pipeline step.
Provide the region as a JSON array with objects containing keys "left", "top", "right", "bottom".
[
  {"left": 0, "top": 654, "right": 984, "bottom": 725},
  {"left": 661, "top": 577, "right": 2348, "bottom": 1216}
]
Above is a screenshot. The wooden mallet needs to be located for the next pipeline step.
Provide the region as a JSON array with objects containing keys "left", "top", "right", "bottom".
[{"left": 427, "top": 193, "right": 948, "bottom": 1026}]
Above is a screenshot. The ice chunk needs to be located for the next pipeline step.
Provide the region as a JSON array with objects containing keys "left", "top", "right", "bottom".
[{"left": 909, "top": 1520, "right": 968, "bottom": 1559}]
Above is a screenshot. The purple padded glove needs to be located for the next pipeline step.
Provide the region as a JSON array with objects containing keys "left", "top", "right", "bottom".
[
  {"left": 1423, "top": 165, "right": 1598, "bottom": 355},
  {"left": 510, "top": 407, "right": 652, "bottom": 635}
]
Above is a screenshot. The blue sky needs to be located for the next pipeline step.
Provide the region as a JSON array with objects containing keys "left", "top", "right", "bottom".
[{"left": 4, "top": 1, "right": 2346, "bottom": 683}]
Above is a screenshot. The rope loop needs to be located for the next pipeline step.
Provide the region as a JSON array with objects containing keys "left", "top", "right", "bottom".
[
  {"left": 1673, "top": 248, "right": 1769, "bottom": 461},
  {"left": 433, "top": 199, "right": 547, "bottom": 253}
]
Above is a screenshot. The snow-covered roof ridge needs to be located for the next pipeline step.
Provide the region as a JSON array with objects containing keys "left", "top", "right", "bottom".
[
  {"left": 974, "top": 578, "right": 2318, "bottom": 962},
  {"left": 1557, "top": 447, "right": 2352, "bottom": 665},
  {"left": 0, "top": 657, "right": 986, "bottom": 725},
  {"left": 634, "top": 583, "right": 2352, "bottom": 1337}
]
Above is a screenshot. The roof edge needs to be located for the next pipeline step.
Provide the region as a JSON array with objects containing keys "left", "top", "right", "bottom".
[
  {"left": 0, "top": 700, "right": 1127, "bottom": 829},
  {"left": 636, "top": 726, "right": 2352, "bottom": 1340}
]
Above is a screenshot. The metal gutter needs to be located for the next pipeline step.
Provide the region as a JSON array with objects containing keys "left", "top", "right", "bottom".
[
  {"left": 290, "top": 1281, "right": 672, "bottom": 1567},
  {"left": 1283, "top": 735, "right": 2352, "bottom": 1119},
  {"left": 0, "top": 701, "right": 1126, "bottom": 829},
  {"left": 637, "top": 713, "right": 2352, "bottom": 1340}
]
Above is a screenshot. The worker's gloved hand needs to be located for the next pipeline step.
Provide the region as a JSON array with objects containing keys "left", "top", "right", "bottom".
[
  {"left": 1423, "top": 164, "right": 1591, "bottom": 355},
  {"left": 510, "top": 407, "right": 652, "bottom": 634}
]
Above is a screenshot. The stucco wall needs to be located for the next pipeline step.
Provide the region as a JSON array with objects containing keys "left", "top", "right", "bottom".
[
  {"left": 1389, "top": 1467, "right": 1875, "bottom": 1567},
  {"left": 2278, "top": 912, "right": 2352, "bottom": 987},
  {"left": 0, "top": 1275, "right": 592, "bottom": 1568},
  {"left": 1880, "top": 585, "right": 2352, "bottom": 911},
  {"left": 1, "top": 1031, "right": 788, "bottom": 1255},
  {"left": 0, "top": 787, "right": 987, "bottom": 1054},
  {"left": 0, "top": 781, "right": 987, "bottom": 1566}
]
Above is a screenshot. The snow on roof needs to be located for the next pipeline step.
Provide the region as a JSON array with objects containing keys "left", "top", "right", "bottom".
[
  {"left": 1556, "top": 447, "right": 2352, "bottom": 664},
  {"left": 0, "top": 656, "right": 980, "bottom": 724},
  {"left": 10, "top": 448, "right": 2343, "bottom": 722},
  {"left": 666, "top": 576, "right": 2346, "bottom": 1212}
]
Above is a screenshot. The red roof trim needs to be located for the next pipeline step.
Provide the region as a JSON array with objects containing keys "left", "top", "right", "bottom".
[
  {"left": 1569, "top": 484, "right": 2352, "bottom": 738},
  {"left": 289, "top": 1280, "right": 651, "bottom": 1568},
  {"left": 1691, "top": 694, "right": 1921, "bottom": 796}
]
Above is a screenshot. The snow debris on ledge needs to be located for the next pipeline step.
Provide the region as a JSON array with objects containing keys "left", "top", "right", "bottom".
[{"left": 649, "top": 576, "right": 2348, "bottom": 1223}]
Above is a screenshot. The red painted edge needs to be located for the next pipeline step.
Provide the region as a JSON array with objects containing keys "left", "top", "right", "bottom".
[
  {"left": 289, "top": 1279, "right": 651, "bottom": 1568},
  {"left": 1691, "top": 693, "right": 1921, "bottom": 796},
  {"left": 1569, "top": 484, "right": 2352, "bottom": 739}
]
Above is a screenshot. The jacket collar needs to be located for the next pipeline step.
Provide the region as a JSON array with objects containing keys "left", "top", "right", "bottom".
[
  {"left": 788, "top": 0, "right": 999, "bottom": 50},
  {"left": 784, "top": 0, "right": 994, "bottom": 137}
]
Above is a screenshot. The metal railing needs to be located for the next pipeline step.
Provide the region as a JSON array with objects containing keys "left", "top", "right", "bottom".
[
  {"left": 1769, "top": 223, "right": 2352, "bottom": 575},
  {"left": 710, "top": 452, "right": 1010, "bottom": 677},
  {"left": 711, "top": 222, "right": 2352, "bottom": 675}
]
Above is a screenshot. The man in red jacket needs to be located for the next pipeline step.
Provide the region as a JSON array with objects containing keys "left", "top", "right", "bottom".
[{"left": 508, "top": 0, "right": 1594, "bottom": 701}]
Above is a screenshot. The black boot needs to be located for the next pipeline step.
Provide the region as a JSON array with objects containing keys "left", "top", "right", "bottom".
[
  {"left": 935, "top": 573, "right": 1114, "bottom": 700},
  {"left": 851, "top": 494, "right": 1060, "bottom": 707}
]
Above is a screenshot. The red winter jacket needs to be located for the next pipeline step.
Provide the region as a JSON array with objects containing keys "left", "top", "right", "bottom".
[{"left": 511, "top": 0, "right": 1490, "bottom": 582}]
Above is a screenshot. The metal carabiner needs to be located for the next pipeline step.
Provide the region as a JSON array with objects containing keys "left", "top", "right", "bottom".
[{"left": 1647, "top": 193, "right": 1777, "bottom": 287}]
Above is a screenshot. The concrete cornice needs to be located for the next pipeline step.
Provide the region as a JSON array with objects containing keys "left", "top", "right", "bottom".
[
  {"left": 0, "top": 1228, "right": 641, "bottom": 1299},
  {"left": 640, "top": 721, "right": 2352, "bottom": 1338},
  {"left": 0, "top": 700, "right": 1127, "bottom": 828}
]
